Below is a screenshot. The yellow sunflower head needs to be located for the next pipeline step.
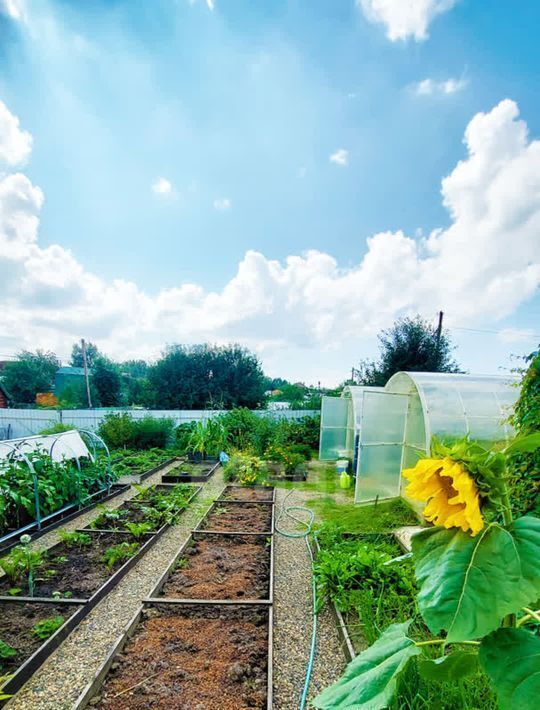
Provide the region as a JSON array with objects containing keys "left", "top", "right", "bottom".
[{"left": 403, "top": 457, "right": 484, "bottom": 536}]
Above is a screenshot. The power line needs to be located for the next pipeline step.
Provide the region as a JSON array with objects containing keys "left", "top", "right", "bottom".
[{"left": 450, "top": 326, "right": 540, "bottom": 339}]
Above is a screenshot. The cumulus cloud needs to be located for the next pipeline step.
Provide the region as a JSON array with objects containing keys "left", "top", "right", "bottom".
[
  {"left": 358, "top": 0, "right": 458, "bottom": 42},
  {"left": 0, "top": 98, "right": 539, "bottom": 367},
  {"left": 0, "top": 0, "right": 26, "bottom": 22},
  {"left": 329, "top": 149, "right": 348, "bottom": 166},
  {"left": 213, "top": 197, "right": 231, "bottom": 211},
  {"left": 414, "top": 77, "right": 468, "bottom": 95},
  {"left": 151, "top": 177, "right": 173, "bottom": 196},
  {"left": 0, "top": 101, "right": 33, "bottom": 166}
]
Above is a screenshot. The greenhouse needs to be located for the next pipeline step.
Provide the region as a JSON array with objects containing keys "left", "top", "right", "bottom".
[{"left": 319, "top": 371, "right": 520, "bottom": 503}]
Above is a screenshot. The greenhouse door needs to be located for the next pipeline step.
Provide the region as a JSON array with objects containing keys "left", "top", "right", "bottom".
[
  {"left": 319, "top": 397, "right": 351, "bottom": 460},
  {"left": 354, "top": 390, "right": 409, "bottom": 503}
]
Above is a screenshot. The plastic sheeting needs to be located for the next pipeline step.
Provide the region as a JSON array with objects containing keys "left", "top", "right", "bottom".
[{"left": 0, "top": 430, "right": 91, "bottom": 462}]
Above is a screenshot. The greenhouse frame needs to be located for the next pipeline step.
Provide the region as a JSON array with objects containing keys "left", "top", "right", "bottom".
[{"left": 319, "top": 372, "right": 520, "bottom": 504}]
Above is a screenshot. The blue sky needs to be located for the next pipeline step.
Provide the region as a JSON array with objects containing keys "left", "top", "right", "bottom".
[{"left": 0, "top": 0, "right": 539, "bottom": 385}]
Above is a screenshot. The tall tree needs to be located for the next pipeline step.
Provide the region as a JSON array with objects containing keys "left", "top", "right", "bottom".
[
  {"left": 357, "top": 315, "right": 461, "bottom": 386},
  {"left": 92, "top": 357, "right": 122, "bottom": 406},
  {"left": 70, "top": 341, "right": 100, "bottom": 369},
  {"left": 2, "top": 350, "right": 60, "bottom": 404}
]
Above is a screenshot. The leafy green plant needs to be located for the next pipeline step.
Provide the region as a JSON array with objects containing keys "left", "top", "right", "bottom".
[
  {"left": 0, "top": 537, "right": 45, "bottom": 595},
  {"left": 313, "top": 433, "right": 540, "bottom": 710},
  {"left": 32, "top": 616, "right": 65, "bottom": 640},
  {"left": 100, "top": 542, "right": 140, "bottom": 569},
  {"left": 223, "top": 453, "right": 267, "bottom": 485},
  {"left": 186, "top": 418, "right": 226, "bottom": 458},
  {"left": 0, "top": 640, "right": 17, "bottom": 662},
  {"left": 125, "top": 522, "right": 153, "bottom": 538},
  {"left": 57, "top": 530, "right": 92, "bottom": 548}
]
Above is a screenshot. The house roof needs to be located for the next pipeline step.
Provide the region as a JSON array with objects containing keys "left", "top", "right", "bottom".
[{"left": 56, "top": 366, "right": 87, "bottom": 376}]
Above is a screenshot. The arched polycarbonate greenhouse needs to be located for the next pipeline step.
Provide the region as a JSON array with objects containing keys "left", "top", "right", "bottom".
[{"left": 319, "top": 372, "right": 520, "bottom": 504}]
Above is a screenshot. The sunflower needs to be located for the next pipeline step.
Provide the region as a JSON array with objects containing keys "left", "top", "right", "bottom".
[{"left": 403, "top": 456, "right": 484, "bottom": 536}]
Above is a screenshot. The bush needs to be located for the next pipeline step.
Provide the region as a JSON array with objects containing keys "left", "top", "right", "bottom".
[
  {"left": 223, "top": 453, "right": 268, "bottom": 485},
  {"left": 38, "top": 423, "right": 76, "bottom": 436},
  {"left": 98, "top": 413, "right": 174, "bottom": 450}
]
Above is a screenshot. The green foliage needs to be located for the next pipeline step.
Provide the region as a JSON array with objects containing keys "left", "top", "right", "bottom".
[
  {"left": 57, "top": 530, "right": 92, "bottom": 548},
  {"left": 148, "top": 343, "right": 266, "bottom": 409},
  {"left": 100, "top": 542, "right": 140, "bottom": 569},
  {"left": 356, "top": 315, "right": 461, "bottom": 387},
  {"left": 479, "top": 628, "right": 540, "bottom": 710},
  {"left": 0, "top": 640, "right": 17, "bottom": 661},
  {"left": 110, "top": 448, "right": 172, "bottom": 478},
  {"left": 38, "top": 423, "right": 75, "bottom": 435},
  {"left": 0, "top": 544, "right": 45, "bottom": 585},
  {"left": 92, "top": 357, "right": 122, "bottom": 406},
  {"left": 2, "top": 350, "right": 60, "bottom": 405},
  {"left": 312, "top": 621, "right": 420, "bottom": 709},
  {"left": 417, "top": 650, "right": 479, "bottom": 682},
  {"left": 98, "top": 414, "right": 174, "bottom": 450},
  {"left": 223, "top": 453, "right": 268, "bottom": 485},
  {"left": 32, "top": 616, "right": 65, "bottom": 640},
  {"left": 70, "top": 341, "right": 100, "bottom": 369},
  {"left": 125, "top": 522, "right": 153, "bottom": 538},
  {"left": 186, "top": 418, "right": 226, "bottom": 457},
  {"left": 412, "top": 519, "right": 540, "bottom": 642},
  {"left": 308, "top": 497, "right": 418, "bottom": 532}
]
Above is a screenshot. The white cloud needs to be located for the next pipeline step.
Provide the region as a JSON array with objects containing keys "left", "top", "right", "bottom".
[
  {"left": 0, "top": 98, "right": 539, "bottom": 377},
  {"left": 329, "top": 149, "right": 348, "bottom": 166},
  {"left": 188, "top": 0, "right": 214, "bottom": 9},
  {"left": 0, "top": 0, "right": 26, "bottom": 22},
  {"left": 151, "top": 177, "right": 173, "bottom": 196},
  {"left": 414, "top": 77, "right": 468, "bottom": 95},
  {"left": 497, "top": 328, "right": 537, "bottom": 344},
  {"left": 213, "top": 197, "right": 231, "bottom": 211},
  {"left": 0, "top": 101, "right": 33, "bottom": 166},
  {"left": 358, "top": 0, "right": 457, "bottom": 41}
]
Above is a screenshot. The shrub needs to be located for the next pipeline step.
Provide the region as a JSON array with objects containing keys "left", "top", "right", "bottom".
[
  {"left": 38, "top": 423, "right": 76, "bottom": 436},
  {"left": 98, "top": 413, "right": 174, "bottom": 450},
  {"left": 98, "top": 413, "right": 134, "bottom": 449},
  {"left": 223, "top": 453, "right": 268, "bottom": 485}
]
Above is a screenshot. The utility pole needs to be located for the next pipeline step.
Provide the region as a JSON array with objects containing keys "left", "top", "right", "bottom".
[
  {"left": 435, "top": 311, "right": 444, "bottom": 358},
  {"left": 81, "top": 338, "right": 93, "bottom": 408}
]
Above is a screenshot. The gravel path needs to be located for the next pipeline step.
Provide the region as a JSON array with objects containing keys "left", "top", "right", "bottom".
[
  {"left": 6, "top": 467, "right": 226, "bottom": 710},
  {"left": 273, "top": 487, "right": 345, "bottom": 709}
]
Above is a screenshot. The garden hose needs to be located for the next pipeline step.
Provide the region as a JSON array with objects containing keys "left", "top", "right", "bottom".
[{"left": 274, "top": 490, "right": 318, "bottom": 710}]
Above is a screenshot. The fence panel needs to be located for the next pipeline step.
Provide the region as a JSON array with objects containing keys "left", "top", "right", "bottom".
[{"left": 0, "top": 409, "right": 60, "bottom": 439}]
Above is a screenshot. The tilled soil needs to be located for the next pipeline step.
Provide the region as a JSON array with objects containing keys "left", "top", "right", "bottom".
[
  {"left": 161, "top": 534, "right": 271, "bottom": 600},
  {"left": 200, "top": 503, "right": 273, "bottom": 532},
  {"left": 95, "top": 604, "right": 269, "bottom": 710},
  {"left": 219, "top": 486, "right": 274, "bottom": 502},
  {"left": 0, "top": 602, "right": 82, "bottom": 673},
  {"left": 0, "top": 532, "right": 142, "bottom": 599}
]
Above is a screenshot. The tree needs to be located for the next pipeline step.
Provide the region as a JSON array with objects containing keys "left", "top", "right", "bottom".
[
  {"left": 70, "top": 341, "right": 100, "bottom": 369},
  {"left": 148, "top": 344, "right": 266, "bottom": 409},
  {"left": 357, "top": 315, "right": 461, "bottom": 386},
  {"left": 2, "top": 350, "right": 60, "bottom": 404},
  {"left": 92, "top": 357, "right": 122, "bottom": 406}
]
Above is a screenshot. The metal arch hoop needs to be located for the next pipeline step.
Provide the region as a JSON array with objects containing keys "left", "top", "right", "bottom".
[
  {"left": 0, "top": 440, "right": 43, "bottom": 530},
  {"left": 79, "top": 430, "right": 112, "bottom": 490}
]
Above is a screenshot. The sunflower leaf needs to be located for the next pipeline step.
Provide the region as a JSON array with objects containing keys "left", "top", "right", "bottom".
[
  {"left": 504, "top": 432, "right": 540, "bottom": 456},
  {"left": 412, "top": 523, "right": 539, "bottom": 642},
  {"left": 479, "top": 628, "right": 540, "bottom": 710},
  {"left": 311, "top": 621, "right": 420, "bottom": 709},
  {"left": 418, "top": 650, "right": 479, "bottom": 682}
]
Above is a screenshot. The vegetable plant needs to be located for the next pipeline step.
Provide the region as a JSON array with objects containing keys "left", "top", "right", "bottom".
[
  {"left": 0, "top": 536, "right": 45, "bottom": 595},
  {"left": 57, "top": 530, "right": 92, "bottom": 548},
  {"left": 313, "top": 432, "right": 540, "bottom": 709},
  {"left": 0, "top": 641, "right": 17, "bottom": 663},
  {"left": 223, "top": 453, "right": 267, "bottom": 485},
  {"left": 100, "top": 542, "right": 139, "bottom": 569},
  {"left": 32, "top": 616, "right": 65, "bottom": 640},
  {"left": 125, "top": 522, "right": 153, "bottom": 538}
]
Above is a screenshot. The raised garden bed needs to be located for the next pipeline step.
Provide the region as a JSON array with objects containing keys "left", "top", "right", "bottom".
[
  {"left": 218, "top": 485, "right": 275, "bottom": 503},
  {"left": 115, "top": 458, "right": 178, "bottom": 485},
  {"left": 161, "top": 460, "right": 220, "bottom": 483},
  {"left": 0, "top": 484, "right": 130, "bottom": 555},
  {"left": 149, "top": 532, "right": 273, "bottom": 602},
  {"left": 195, "top": 501, "right": 274, "bottom": 534},
  {"left": 0, "top": 599, "right": 84, "bottom": 704},
  {"left": 75, "top": 602, "right": 272, "bottom": 710}
]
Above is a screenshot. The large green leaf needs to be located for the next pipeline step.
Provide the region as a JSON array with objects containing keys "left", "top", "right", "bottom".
[
  {"left": 311, "top": 621, "right": 420, "bottom": 709},
  {"left": 479, "top": 628, "right": 540, "bottom": 709},
  {"left": 510, "top": 516, "right": 540, "bottom": 603},
  {"left": 418, "top": 650, "right": 479, "bottom": 682},
  {"left": 412, "top": 523, "right": 537, "bottom": 641},
  {"left": 504, "top": 432, "right": 540, "bottom": 456}
]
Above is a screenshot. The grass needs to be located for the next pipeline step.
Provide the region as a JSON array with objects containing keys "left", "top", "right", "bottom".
[
  {"left": 269, "top": 462, "right": 355, "bottom": 497},
  {"left": 308, "top": 496, "right": 419, "bottom": 532}
]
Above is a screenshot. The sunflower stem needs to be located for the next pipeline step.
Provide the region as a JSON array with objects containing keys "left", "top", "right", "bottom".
[
  {"left": 517, "top": 608, "right": 540, "bottom": 626},
  {"left": 414, "top": 639, "right": 480, "bottom": 648}
]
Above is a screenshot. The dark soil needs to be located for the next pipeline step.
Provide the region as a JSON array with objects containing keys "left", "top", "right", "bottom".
[
  {"left": 95, "top": 604, "right": 268, "bottom": 710},
  {"left": 219, "top": 486, "right": 274, "bottom": 502},
  {"left": 200, "top": 504, "right": 273, "bottom": 533},
  {"left": 0, "top": 602, "right": 82, "bottom": 673},
  {"left": 85, "top": 503, "right": 163, "bottom": 533},
  {"left": 0, "top": 532, "right": 141, "bottom": 599},
  {"left": 162, "top": 463, "right": 215, "bottom": 483},
  {"left": 130, "top": 485, "right": 197, "bottom": 506},
  {"left": 161, "top": 535, "right": 271, "bottom": 600}
]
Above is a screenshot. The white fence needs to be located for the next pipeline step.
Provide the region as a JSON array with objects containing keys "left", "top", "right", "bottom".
[{"left": 0, "top": 408, "right": 319, "bottom": 440}]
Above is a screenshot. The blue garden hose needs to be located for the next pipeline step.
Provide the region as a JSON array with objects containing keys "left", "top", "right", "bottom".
[{"left": 274, "top": 490, "right": 318, "bottom": 710}]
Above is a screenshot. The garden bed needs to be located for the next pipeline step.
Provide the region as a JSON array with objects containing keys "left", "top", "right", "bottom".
[
  {"left": 195, "top": 502, "right": 274, "bottom": 534},
  {"left": 218, "top": 485, "right": 275, "bottom": 503},
  {"left": 0, "top": 599, "right": 84, "bottom": 705},
  {"left": 161, "top": 460, "right": 220, "bottom": 483},
  {"left": 149, "top": 532, "right": 273, "bottom": 602},
  {"left": 75, "top": 602, "right": 272, "bottom": 710},
  {"left": 0, "top": 484, "right": 130, "bottom": 555},
  {"left": 115, "top": 458, "right": 178, "bottom": 485}
]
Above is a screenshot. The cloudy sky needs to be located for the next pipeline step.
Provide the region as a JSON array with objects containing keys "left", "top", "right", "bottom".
[{"left": 0, "top": 0, "right": 539, "bottom": 385}]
